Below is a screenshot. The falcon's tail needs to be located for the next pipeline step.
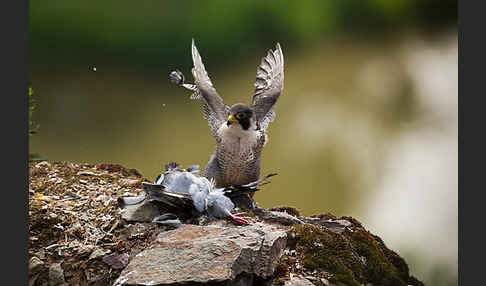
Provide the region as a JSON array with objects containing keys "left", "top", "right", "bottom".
[{"left": 222, "top": 173, "right": 278, "bottom": 198}]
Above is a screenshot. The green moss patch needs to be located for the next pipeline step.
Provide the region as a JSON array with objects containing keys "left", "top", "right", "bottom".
[
  {"left": 290, "top": 224, "right": 362, "bottom": 285},
  {"left": 287, "top": 223, "right": 424, "bottom": 286}
]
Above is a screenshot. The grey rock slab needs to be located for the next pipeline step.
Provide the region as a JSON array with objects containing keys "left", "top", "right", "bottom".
[
  {"left": 253, "top": 207, "right": 303, "bottom": 226},
  {"left": 320, "top": 277, "right": 338, "bottom": 286},
  {"left": 29, "top": 256, "right": 44, "bottom": 275},
  {"left": 48, "top": 263, "right": 65, "bottom": 286},
  {"left": 120, "top": 200, "right": 159, "bottom": 222},
  {"left": 118, "top": 223, "right": 287, "bottom": 285},
  {"left": 28, "top": 273, "right": 40, "bottom": 286},
  {"left": 29, "top": 257, "right": 45, "bottom": 286},
  {"left": 103, "top": 253, "right": 130, "bottom": 269},
  {"left": 298, "top": 217, "right": 349, "bottom": 233},
  {"left": 88, "top": 247, "right": 110, "bottom": 260},
  {"left": 283, "top": 276, "right": 315, "bottom": 286}
]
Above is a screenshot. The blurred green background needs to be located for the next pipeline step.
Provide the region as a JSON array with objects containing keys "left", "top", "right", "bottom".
[{"left": 29, "top": 1, "right": 457, "bottom": 285}]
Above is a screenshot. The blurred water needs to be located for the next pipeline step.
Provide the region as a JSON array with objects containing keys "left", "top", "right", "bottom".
[
  {"left": 361, "top": 32, "right": 458, "bottom": 286},
  {"left": 29, "top": 29, "right": 457, "bottom": 285}
]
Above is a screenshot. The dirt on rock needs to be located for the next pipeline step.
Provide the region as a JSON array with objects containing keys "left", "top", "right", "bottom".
[
  {"left": 28, "top": 161, "right": 163, "bottom": 286},
  {"left": 29, "top": 161, "right": 424, "bottom": 286}
]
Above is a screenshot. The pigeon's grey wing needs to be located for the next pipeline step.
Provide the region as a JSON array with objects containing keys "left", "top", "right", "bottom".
[
  {"left": 251, "top": 43, "right": 284, "bottom": 131},
  {"left": 192, "top": 191, "right": 207, "bottom": 213},
  {"left": 154, "top": 173, "right": 164, "bottom": 185},
  {"left": 165, "top": 173, "right": 197, "bottom": 195},
  {"left": 158, "top": 190, "right": 194, "bottom": 209},
  {"left": 161, "top": 190, "right": 193, "bottom": 205},
  {"left": 191, "top": 39, "right": 230, "bottom": 138},
  {"left": 142, "top": 182, "right": 166, "bottom": 201},
  {"left": 142, "top": 182, "right": 193, "bottom": 209}
]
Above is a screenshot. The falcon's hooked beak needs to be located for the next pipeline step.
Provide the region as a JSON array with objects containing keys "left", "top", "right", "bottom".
[{"left": 227, "top": 114, "right": 238, "bottom": 126}]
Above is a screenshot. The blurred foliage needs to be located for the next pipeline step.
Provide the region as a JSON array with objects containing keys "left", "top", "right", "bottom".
[
  {"left": 29, "top": 0, "right": 456, "bottom": 70},
  {"left": 28, "top": 87, "right": 38, "bottom": 137},
  {"left": 28, "top": 87, "right": 45, "bottom": 162}
]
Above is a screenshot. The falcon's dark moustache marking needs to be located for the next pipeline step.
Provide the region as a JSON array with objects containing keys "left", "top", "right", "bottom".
[{"left": 239, "top": 118, "right": 251, "bottom": 130}]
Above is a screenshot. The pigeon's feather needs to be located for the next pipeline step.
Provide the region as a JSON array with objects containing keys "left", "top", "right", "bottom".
[{"left": 142, "top": 163, "right": 275, "bottom": 223}]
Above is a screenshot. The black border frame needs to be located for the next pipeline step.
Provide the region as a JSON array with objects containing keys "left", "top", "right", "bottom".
[
  {"left": 18, "top": 1, "right": 464, "bottom": 285},
  {"left": 5, "top": 0, "right": 29, "bottom": 284}
]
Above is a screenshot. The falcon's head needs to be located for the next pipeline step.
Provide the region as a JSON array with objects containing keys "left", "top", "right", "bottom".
[{"left": 226, "top": 104, "right": 254, "bottom": 130}]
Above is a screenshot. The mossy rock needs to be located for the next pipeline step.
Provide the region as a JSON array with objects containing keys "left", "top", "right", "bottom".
[{"left": 285, "top": 224, "right": 425, "bottom": 286}]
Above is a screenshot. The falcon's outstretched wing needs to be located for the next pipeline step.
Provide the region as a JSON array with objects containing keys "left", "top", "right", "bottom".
[
  {"left": 251, "top": 43, "right": 284, "bottom": 131},
  {"left": 191, "top": 39, "right": 230, "bottom": 138}
]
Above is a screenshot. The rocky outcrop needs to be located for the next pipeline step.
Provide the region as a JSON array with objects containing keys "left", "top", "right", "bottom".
[
  {"left": 29, "top": 161, "right": 424, "bottom": 286},
  {"left": 282, "top": 277, "right": 316, "bottom": 286},
  {"left": 117, "top": 223, "right": 287, "bottom": 285}
]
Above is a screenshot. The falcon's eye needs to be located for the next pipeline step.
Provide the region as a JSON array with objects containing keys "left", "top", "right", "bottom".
[{"left": 236, "top": 113, "right": 245, "bottom": 119}]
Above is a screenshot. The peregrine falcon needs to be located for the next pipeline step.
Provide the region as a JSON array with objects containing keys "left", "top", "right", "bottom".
[{"left": 170, "top": 39, "right": 284, "bottom": 188}]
